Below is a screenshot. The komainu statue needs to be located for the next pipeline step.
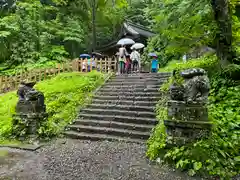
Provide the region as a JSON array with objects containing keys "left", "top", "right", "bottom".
[
  {"left": 13, "top": 81, "right": 47, "bottom": 138},
  {"left": 16, "top": 82, "right": 46, "bottom": 113},
  {"left": 164, "top": 68, "right": 211, "bottom": 146},
  {"left": 181, "top": 68, "right": 210, "bottom": 103}
]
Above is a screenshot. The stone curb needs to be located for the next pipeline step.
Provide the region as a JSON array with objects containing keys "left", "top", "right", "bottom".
[{"left": 0, "top": 143, "right": 43, "bottom": 151}]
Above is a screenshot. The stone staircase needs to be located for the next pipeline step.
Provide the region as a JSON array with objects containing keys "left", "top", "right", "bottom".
[{"left": 64, "top": 73, "right": 171, "bottom": 143}]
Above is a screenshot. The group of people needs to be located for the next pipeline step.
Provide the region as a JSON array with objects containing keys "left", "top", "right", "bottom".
[
  {"left": 118, "top": 45, "right": 141, "bottom": 74},
  {"left": 80, "top": 45, "right": 159, "bottom": 73},
  {"left": 117, "top": 45, "right": 159, "bottom": 74}
]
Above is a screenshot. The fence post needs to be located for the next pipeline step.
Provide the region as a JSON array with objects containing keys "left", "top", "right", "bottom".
[
  {"left": 95, "top": 58, "right": 98, "bottom": 72},
  {"left": 108, "top": 57, "right": 111, "bottom": 73},
  {"left": 2, "top": 76, "right": 5, "bottom": 92},
  {"left": 58, "top": 64, "right": 61, "bottom": 74},
  {"left": 62, "top": 63, "right": 65, "bottom": 73},
  {"left": 100, "top": 58, "right": 102, "bottom": 72},
  {"left": 37, "top": 70, "right": 41, "bottom": 81},
  {"left": 90, "top": 58, "right": 92, "bottom": 72},
  {"left": 71, "top": 60, "right": 75, "bottom": 71},
  {"left": 34, "top": 71, "right": 37, "bottom": 82},
  {"left": 80, "top": 58, "right": 82, "bottom": 72},
  {"left": 44, "top": 69, "right": 47, "bottom": 80},
  {"left": 0, "top": 76, "right": 2, "bottom": 92},
  {"left": 5, "top": 76, "right": 9, "bottom": 92},
  {"left": 69, "top": 62, "right": 72, "bottom": 72},
  {"left": 20, "top": 71, "right": 23, "bottom": 83},
  {"left": 114, "top": 56, "right": 117, "bottom": 72},
  {"left": 4, "top": 76, "right": 7, "bottom": 92},
  {"left": 76, "top": 59, "right": 80, "bottom": 72},
  {"left": 104, "top": 58, "right": 107, "bottom": 73},
  {"left": 12, "top": 74, "right": 16, "bottom": 90}
]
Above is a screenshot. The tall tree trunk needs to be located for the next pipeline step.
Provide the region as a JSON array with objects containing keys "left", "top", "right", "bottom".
[
  {"left": 92, "top": 0, "right": 97, "bottom": 52},
  {"left": 211, "top": 0, "right": 234, "bottom": 67}
]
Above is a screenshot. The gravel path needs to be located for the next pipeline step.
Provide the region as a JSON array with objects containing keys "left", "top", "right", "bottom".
[{"left": 0, "top": 139, "right": 201, "bottom": 180}]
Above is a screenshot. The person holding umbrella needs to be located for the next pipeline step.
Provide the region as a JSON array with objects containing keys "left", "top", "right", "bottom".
[
  {"left": 118, "top": 44, "right": 127, "bottom": 74},
  {"left": 130, "top": 48, "right": 141, "bottom": 72}
]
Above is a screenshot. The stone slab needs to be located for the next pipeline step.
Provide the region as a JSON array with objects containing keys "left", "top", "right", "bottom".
[
  {"left": 164, "top": 120, "right": 212, "bottom": 129},
  {"left": 0, "top": 143, "right": 43, "bottom": 151}
]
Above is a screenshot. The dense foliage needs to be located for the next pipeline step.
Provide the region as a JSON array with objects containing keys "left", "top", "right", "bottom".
[
  {"left": 139, "top": 0, "right": 240, "bottom": 179},
  {"left": 0, "top": 72, "right": 105, "bottom": 140},
  {"left": 0, "top": 0, "right": 129, "bottom": 73},
  {"left": 143, "top": 0, "right": 240, "bottom": 66},
  {"left": 147, "top": 56, "right": 240, "bottom": 179}
]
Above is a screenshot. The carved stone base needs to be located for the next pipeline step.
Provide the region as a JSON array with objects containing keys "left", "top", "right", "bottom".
[
  {"left": 167, "top": 100, "right": 208, "bottom": 122},
  {"left": 164, "top": 120, "right": 212, "bottom": 146},
  {"left": 12, "top": 112, "right": 48, "bottom": 137},
  {"left": 165, "top": 100, "right": 211, "bottom": 146},
  {"left": 16, "top": 100, "right": 46, "bottom": 114}
]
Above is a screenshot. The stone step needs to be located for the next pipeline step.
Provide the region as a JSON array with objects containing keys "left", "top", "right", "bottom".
[
  {"left": 103, "top": 84, "right": 161, "bottom": 89},
  {"left": 67, "top": 125, "right": 151, "bottom": 140},
  {"left": 80, "top": 108, "right": 156, "bottom": 118},
  {"left": 113, "top": 77, "right": 169, "bottom": 81},
  {"left": 105, "top": 80, "right": 166, "bottom": 86},
  {"left": 78, "top": 114, "right": 157, "bottom": 125},
  {"left": 99, "top": 87, "right": 159, "bottom": 93},
  {"left": 92, "top": 99, "right": 158, "bottom": 106},
  {"left": 111, "top": 77, "right": 168, "bottom": 82},
  {"left": 87, "top": 104, "right": 155, "bottom": 112},
  {"left": 114, "top": 73, "right": 171, "bottom": 79},
  {"left": 73, "top": 119, "right": 155, "bottom": 132},
  {"left": 93, "top": 95, "right": 160, "bottom": 102},
  {"left": 96, "top": 91, "right": 161, "bottom": 97},
  {"left": 64, "top": 131, "right": 145, "bottom": 143}
]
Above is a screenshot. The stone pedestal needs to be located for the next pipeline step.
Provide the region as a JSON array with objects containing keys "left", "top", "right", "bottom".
[{"left": 164, "top": 100, "right": 211, "bottom": 145}]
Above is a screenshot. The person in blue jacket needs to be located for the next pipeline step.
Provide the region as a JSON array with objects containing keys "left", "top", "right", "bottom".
[{"left": 151, "top": 56, "right": 159, "bottom": 73}]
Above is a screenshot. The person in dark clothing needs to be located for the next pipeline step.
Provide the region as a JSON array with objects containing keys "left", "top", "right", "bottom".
[{"left": 125, "top": 55, "right": 132, "bottom": 74}]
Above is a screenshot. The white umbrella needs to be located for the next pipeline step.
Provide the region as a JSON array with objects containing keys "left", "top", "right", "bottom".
[
  {"left": 130, "top": 43, "right": 145, "bottom": 50},
  {"left": 117, "top": 38, "right": 135, "bottom": 45}
]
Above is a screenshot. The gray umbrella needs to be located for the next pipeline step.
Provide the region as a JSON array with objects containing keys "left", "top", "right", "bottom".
[{"left": 117, "top": 38, "right": 135, "bottom": 45}]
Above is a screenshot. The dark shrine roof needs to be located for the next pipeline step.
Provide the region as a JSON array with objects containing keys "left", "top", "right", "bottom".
[
  {"left": 123, "top": 21, "right": 155, "bottom": 38},
  {"left": 96, "top": 21, "right": 155, "bottom": 54}
]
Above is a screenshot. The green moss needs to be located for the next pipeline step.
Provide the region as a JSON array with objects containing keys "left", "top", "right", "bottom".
[
  {"left": 0, "top": 71, "right": 105, "bottom": 141},
  {"left": 147, "top": 56, "right": 240, "bottom": 179}
]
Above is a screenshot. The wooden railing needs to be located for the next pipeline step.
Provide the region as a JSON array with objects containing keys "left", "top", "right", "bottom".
[{"left": 0, "top": 58, "right": 117, "bottom": 94}]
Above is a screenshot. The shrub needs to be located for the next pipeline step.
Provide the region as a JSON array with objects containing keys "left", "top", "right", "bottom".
[
  {"left": 159, "top": 55, "right": 218, "bottom": 74},
  {"left": 159, "top": 55, "right": 218, "bottom": 92},
  {"left": 0, "top": 71, "right": 105, "bottom": 140},
  {"left": 147, "top": 56, "right": 240, "bottom": 179}
]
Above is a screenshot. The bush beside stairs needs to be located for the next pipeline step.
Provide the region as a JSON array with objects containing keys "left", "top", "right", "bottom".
[{"left": 64, "top": 73, "right": 171, "bottom": 143}]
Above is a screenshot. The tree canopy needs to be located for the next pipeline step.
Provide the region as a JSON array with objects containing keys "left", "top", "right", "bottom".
[
  {"left": 1, "top": 0, "right": 240, "bottom": 70},
  {"left": 0, "top": 0, "right": 128, "bottom": 69}
]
